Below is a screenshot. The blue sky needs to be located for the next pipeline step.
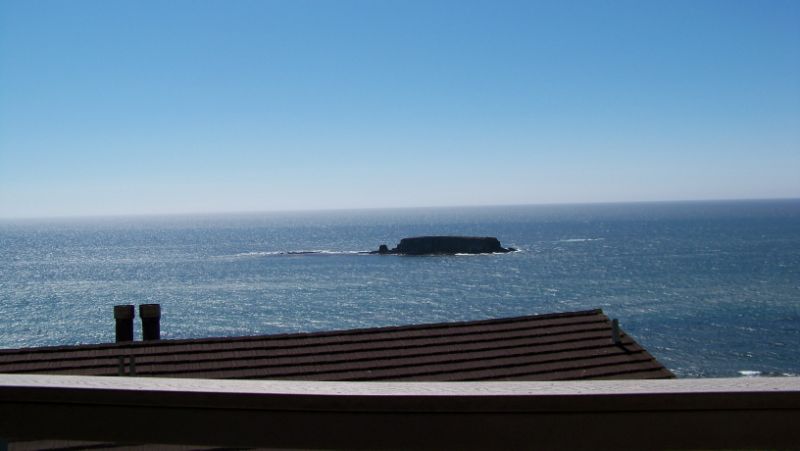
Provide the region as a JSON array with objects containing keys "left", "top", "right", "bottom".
[{"left": 1, "top": 0, "right": 798, "bottom": 218}]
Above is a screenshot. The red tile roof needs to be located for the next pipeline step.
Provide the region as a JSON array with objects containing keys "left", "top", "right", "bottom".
[{"left": 0, "top": 309, "right": 673, "bottom": 380}]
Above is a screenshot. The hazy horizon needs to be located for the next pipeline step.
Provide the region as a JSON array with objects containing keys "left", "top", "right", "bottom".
[
  {"left": 2, "top": 1, "right": 798, "bottom": 219},
  {"left": 1, "top": 196, "right": 797, "bottom": 222}
]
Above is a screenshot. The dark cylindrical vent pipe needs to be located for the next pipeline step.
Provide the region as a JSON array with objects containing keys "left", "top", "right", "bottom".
[
  {"left": 139, "top": 303, "right": 161, "bottom": 341},
  {"left": 114, "top": 305, "right": 135, "bottom": 343}
]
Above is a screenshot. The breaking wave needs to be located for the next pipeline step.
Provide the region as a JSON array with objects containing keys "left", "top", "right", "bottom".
[
  {"left": 738, "top": 370, "right": 798, "bottom": 377},
  {"left": 232, "top": 250, "right": 370, "bottom": 258},
  {"left": 454, "top": 248, "right": 524, "bottom": 256}
]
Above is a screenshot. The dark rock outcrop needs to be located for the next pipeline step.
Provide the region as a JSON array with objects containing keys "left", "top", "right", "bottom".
[{"left": 374, "top": 236, "right": 515, "bottom": 255}]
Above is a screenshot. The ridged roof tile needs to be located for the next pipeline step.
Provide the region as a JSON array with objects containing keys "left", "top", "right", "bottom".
[{"left": 0, "top": 309, "right": 673, "bottom": 380}]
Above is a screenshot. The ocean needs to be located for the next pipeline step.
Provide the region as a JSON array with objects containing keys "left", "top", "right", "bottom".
[{"left": 1, "top": 199, "right": 798, "bottom": 378}]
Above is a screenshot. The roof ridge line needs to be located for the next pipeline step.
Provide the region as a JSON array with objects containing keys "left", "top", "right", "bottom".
[{"left": 0, "top": 310, "right": 606, "bottom": 355}]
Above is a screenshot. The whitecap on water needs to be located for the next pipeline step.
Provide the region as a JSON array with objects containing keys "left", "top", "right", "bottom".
[
  {"left": 738, "top": 370, "right": 761, "bottom": 377},
  {"left": 233, "top": 251, "right": 284, "bottom": 257}
]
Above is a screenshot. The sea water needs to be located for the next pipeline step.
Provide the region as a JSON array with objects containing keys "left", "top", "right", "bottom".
[{"left": 1, "top": 200, "right": 798, "bottom": 378}]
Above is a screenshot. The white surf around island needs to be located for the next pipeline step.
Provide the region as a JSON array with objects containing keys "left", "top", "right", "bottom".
[
  {"left": 229, "top": 247, "right": 524, "bottom": 258},
  {"left": 232, "top": 250, "right": 372, "bottom": 258}
]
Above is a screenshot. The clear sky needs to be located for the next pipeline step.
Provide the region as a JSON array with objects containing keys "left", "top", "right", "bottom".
[{"left": 1, "top": 0, "right": 798, "bottom": 218}]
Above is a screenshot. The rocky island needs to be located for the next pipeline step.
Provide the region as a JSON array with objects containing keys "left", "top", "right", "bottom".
[{"left": 374, "top": 236, "right": 516, "bottom": 255}]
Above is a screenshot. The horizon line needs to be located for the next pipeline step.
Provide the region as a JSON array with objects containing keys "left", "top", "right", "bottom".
[{"left": 1, "top": 196, "right": 798, "bottom": 222}]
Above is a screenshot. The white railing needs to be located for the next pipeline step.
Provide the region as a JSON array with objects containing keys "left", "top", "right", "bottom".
[{"left": 1, "top": 375, "right": 798, "bottom": 449}]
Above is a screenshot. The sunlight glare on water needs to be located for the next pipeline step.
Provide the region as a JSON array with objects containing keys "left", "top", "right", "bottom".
[{"left": 1, "top": 200, "right": 799, "bottom": 378}]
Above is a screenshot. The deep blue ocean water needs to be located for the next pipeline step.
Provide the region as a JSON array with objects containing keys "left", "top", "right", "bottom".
[{"left": 1, "top": 200, "right": 798, "bottom": 378}]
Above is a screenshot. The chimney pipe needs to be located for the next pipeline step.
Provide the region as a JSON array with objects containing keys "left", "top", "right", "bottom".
[
  {"left": 612, "top": 318, "right": 621, "bottom": 345},
  {"left": 114, "top": 305, "right": 135, "bottom": 343},
  {"left": 139, "top": 304, "right": 161, "bottom": 341}
]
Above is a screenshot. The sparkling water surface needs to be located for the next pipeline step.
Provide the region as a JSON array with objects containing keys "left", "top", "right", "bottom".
[{"left": 1, "top": 200, "right": 798, "bottom": 378}]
